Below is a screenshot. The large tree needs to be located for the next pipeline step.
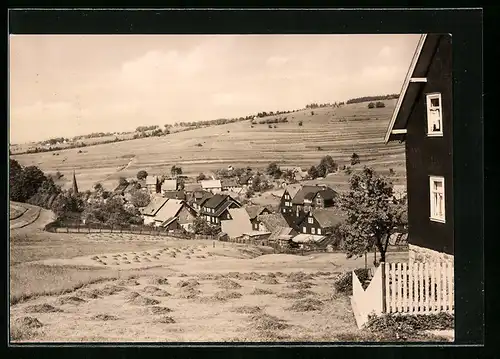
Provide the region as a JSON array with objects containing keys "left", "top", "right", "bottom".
[
  {"left": 171, "top": 165, "right": 183, "bottom": 177},
  {"left": 351, "top": 152, "right": 360, "bottom": 166},
  {"left": 307, "top": 165, "right": 319, "bottom": 180},
  {"left": 9, "top": 161, "right": 47, "bottom": 203},
  {"left": 266, "top": 162, "right": 282, "bottom": 179},
  {"left": 130, "top": 189, "right": 151, "bottom": 208},
  {"left": 338, "top": 167, "right": 407, "bottom": 263},
  {"left": 137, "top": 170, "right": 148, "bottom": 180},
  {"left": 192, "top": 217, "right": 220, "bottom": 236},
  {"left": 316, "top": 155, "right": 338, "bottom": 177},
  {"left": 51, "top": 192, "right": 85, "bottom": 221}
]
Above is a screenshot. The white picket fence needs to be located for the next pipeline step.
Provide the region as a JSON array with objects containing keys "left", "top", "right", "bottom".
[
  {"left": 384, "top": 262, "right": 454, "bottom": 315},
  {"left": 351, "top": 261, "right": 454, "bottom": 328}
]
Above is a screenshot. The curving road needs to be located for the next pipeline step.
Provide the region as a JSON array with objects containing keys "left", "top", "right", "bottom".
[{"left": 9, "top": 201, "right": 55, "bottom": 232}]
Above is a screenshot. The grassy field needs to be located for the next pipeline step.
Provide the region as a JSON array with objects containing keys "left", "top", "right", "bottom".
[
  {"left": 10, "top": 229, "right": 423, "bottom": 343},
  {"left": 11, "top": 101, "right": 405, "bottom": 192}
]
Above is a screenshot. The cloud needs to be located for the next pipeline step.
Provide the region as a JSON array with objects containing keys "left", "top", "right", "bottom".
[
  {"left": 266, "top": 56, "right": 289, "bottom": 67},
  {"left": 378, "top": 46, "right": 394, "bottom": 58}
]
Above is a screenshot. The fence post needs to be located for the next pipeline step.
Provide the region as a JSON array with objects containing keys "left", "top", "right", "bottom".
[
  {"left": 110, "top": 225, "right": 113, "bottom": 233},
  {"left": 99, "top": 224, "right": 102, "bottom": 233},
  {"left": 381, "top": 262, "right": 387, "bottom": 314},
  {"left": 66, "top": 226, "right": 69, "bottom": 233}
]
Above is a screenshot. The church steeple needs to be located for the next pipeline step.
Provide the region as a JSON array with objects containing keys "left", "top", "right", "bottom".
[{"left": 72, "top": 170, "right": 79, "bottom": 194}]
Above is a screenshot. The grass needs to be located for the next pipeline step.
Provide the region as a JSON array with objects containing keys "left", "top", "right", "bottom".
[
  {"left": 9, "top": 234, "right": 416, "bottom": 342},
  {"left": 10, "top": 264, "right": 120, "bottom": 304},
  {"left": 11, "top": 101, "right": 405, "bottom": 192}
]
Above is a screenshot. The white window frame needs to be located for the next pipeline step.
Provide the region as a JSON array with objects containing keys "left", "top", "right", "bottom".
[
  {"left": 302, "top": 227, "right": 306, "bottom": 233},
  {"left": 429, "top": 176, "right": 446, "bottom": 223},
  {"left": 317, "top": 228, "right": 322, "bottom": 235},
  {"left": 308, "top": 217, "right": 314, "bottom": 224},
  {"left": 282, "top": 208, "right": 286, "bottom": 213},
  {"left": 426, "top": 93, "right": 443, "bottom": 137},
  {"left": 311, "top": 227, "right": 316, "bottom": 235}
]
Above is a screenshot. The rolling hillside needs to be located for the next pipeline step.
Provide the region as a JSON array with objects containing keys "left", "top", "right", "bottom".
[{"left": 11, "top": 100, "right": 405, "bottom": 191}]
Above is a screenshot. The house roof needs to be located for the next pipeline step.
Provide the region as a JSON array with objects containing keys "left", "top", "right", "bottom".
[
  {"left": 221, "top": 178, "right": 239, "bottom": 188},
  {"left": 284, "top": 184, "right": 302, "bottom": 199},
  {"left": 204, "top": 194, "right": 229, "bottom": 209},
  {"left": 184, "top": 183, "right": 202, "bottom": 192},
  {"left": 221, "top": 208, "right": 253, "bottom": 239},
  {"left": 140, "top": 196, "right": 168, "bottom": 216},
  {"left": 292, "top": 234, "right": 326, "bottom": 244},
  {"left": 145, "top": 176, "right": 158, "bottom": 185},
  {"left": 163, "top": 190, "right": 186, "bottom": 200},
  {"left": 315, "top": 188, "right": 338, "bottom": 201},
  {"left": 154, "top": 199, "right": 185, "bottom": 223},
  {"left": 384, "top": 34, "right": 442, "bottom": 143},
  {"left": 195, "top": 192, "right": 214, "bottom": 207},
  {"left": 161, "top": 179, "right": 177, "bottom": 191},
  {"left": 292, "top": 185, "right": 330, "bottom": 204},
  {"left": 238, "top": 174, "right": 251, "bottom": 185},
  {"left": 268, "top": 227, "right": 295, "bottom": 241},
  {"left": 243, "top": 231, "right": 271, "bottom": 237},
  {"left": 213, "top": 200, "right": 236, "bottom": 217},
  {"left": 245, "top": 205, "right": 270, "bottom": 220},
  {"left": 257, "top": 213, "right": 289, "bottom": 229},
  {"left": 310, "top": 208, "right": 346, "bottom": 228},
  {"left": 201, "top": 179, "right": 222, "bottom": 189}
]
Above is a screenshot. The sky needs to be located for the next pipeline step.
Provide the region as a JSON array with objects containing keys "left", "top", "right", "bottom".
[{"left": 9, "top": 34, "right": 421, "bottom": 144}]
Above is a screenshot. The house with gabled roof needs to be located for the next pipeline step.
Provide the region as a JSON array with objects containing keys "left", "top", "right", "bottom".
[
  {"left": 384, "top": 33, "right": 453, "bottom": 264},
  {"left": 221, "top": 208, "right": 253, "bottom": 239},
  {"left": 200, "top": 179, "right": 222, "bottom": 193},
  {"left": 280, "top": 184, "right": 338, "bottom": 220},
  {"left": 296, "top": 207, "right": 346, "bottom": 237},
  {"left": 163, "top": 190, "right": 186, "bottom": 201},
  {"left": 140, "top": 197, "right": 169, "bottom": 225},
  {"left": 257, "top": 213, "right": 297, "bottom": 243},
  {"left": 190, "top": 190, "right": 213, "bottom": 212},
  {"left": 303, "top": 187, "right": 338, "bottom": 213},
  {"left": 200, "top": 194, "right": 241, "bottom": 225},
  {"left": 161, "top": 179, "right": 178, "bottom": 194},
  {"left": 145, "top": 175, "right": 161, "bottom": 194},
  {"left": 184, "top": 183, "right": 203, "bottom": 193},
  {"left": 221, "top": 178, "right": 242, "bottom": 193},
  {"left": 280, "top": 184, "right": 302, "bottom": 216},
  {"left": 245, "top": 205, "right": 272, "bottom": 230},
  {"left": 154, "top": 199, "right": 197, "bottom": 232}
]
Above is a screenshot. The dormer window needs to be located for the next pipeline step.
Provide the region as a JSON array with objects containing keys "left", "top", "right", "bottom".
[
  {"left": 426, "top": 93, "right": 443, "bottom": 136},
  {"left": 308, "top": 217, "right": 314, "bottom": 224}
]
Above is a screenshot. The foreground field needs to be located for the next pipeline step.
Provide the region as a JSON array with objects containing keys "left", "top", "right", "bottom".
[
  {"left": 11, "top": 101, "right": 405, "bottom": 191},
  {"left": 10, "top": 227, "right": 431, "bottom": 343}
]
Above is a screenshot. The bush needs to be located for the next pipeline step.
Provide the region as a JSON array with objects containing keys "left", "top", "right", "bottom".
[
  {"left": 368, "top": 102, "right": 375, "bottom": 109},
  {"left": 333, "top": 268, "right": 370, "bottom": 295},
  {"left": 375, "top": 101, "right": 386, "bottom": 108},
  {"left": 366, "top": 312, "right": 454, "bottom": 340},
  {"left": 137, "top": 170, "right": 148, "bottom": 180},
  {"left": 298, "top": 121, "right": 303, "bottom": 126}
]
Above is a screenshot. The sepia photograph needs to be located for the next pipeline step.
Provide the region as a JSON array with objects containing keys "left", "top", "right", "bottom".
[{"left": 9, "top": 30, "right": 457, "bottom": 343}]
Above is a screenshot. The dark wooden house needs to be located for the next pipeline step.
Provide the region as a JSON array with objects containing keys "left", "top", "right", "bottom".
[
  {"left": 245, "top": 205, "right": 272, "bottom": 230},
  {"left": 200, "top": 194, "right": 242, "bottom": 225},
  {"left": 296, "top": 208, "right": 346, "bottom": 236},
  {"left": 384, "top": 33, "right": 453, "bottom": 263}
]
